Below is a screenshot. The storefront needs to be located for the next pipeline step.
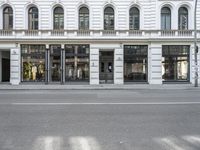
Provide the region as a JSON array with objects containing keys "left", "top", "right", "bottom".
[
  {"left": 162, "top": 45, "right": 190, "bottom": 82},
  {"left": 21, "top": 44, "right": 89, "bottom": 84}
]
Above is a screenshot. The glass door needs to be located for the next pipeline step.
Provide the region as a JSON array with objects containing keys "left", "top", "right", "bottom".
[
  {"left": 50, "top": 45, "right": 61, "bottom": 82},
  {"left": 99, "top": 51, "right": 114, "bottom": 84}
]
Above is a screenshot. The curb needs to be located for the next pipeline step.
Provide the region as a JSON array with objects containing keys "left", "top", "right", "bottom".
[{"left": 0, "top": 84, "right": 199, "bottom": 90}]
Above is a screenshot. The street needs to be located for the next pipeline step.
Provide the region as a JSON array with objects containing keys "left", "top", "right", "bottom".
[{"left": 0, "top": 89, "right": 200, "bottom": 150}]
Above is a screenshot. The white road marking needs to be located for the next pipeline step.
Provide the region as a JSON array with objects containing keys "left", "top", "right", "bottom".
[
  {"left": 33, "top": 136, "right": 62, "bottom": 150},
  {"left": 183, "top": 135, "right": 200, "bottom": 146},
  {"left": 10, "top": 102, "right": 200, "bottom": 106},
  {"left": 69, "top": 136, "right": 101, "bottom": 150},
  {"left": 159, "top": 137, "right": 185, "bottom": 150}
]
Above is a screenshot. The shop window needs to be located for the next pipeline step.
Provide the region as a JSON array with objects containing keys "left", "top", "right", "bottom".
[
  {"left": 21, "top": 45, "right": 45, "bottom": 82},
  {"left": 162, "top": 45, "right": 190, "bottom": 81},
  {"left": 3, "top": 6, "right": 13, "bottom": 30},
  {"left": 65, "top": 45, "right": 89, "bottom": 81},
  {"left": 129, "top": 7, "right": 140, "bottom": 30},
  {"left": 79, "top": 7, "right": 89, "bottom": 30},
  {"left": 124, "top": 45, "right": 148, "bottom": 82},
  {"left": 104, "top": 7, "right": 114, "bottom": 30}
]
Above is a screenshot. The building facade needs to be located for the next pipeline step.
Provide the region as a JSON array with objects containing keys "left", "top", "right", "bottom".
[{"left": 0, "top": 0, "right": 200, "bottom": 85}]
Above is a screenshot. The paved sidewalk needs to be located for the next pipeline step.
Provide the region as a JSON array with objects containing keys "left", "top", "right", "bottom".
[{"left": 0, "top": 83, "right": 199, "bottom": 90}]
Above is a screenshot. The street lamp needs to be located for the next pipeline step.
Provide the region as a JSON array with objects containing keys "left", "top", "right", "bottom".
[{"left": 194, "top": 0, "right": 199, "bottom": 87}]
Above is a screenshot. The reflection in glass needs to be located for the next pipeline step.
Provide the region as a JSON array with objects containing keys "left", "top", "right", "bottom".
[
  {"left": 104, "top": 7, "right": 114, "bottom": 30},
  {"left": 21, "top": 45, "right": 45, "bottom": 82},
  {"left": 162, "top": 45, "right": 189, "bottom": 81},
  {"left": 124, "top": 45, "right": 148, "bottom": 82},
  {"left": 65, "top": 45, "right": 89, "bottom": 81},
  {"left": 3, "top": 6, "right": 13, "bottom": 30}
]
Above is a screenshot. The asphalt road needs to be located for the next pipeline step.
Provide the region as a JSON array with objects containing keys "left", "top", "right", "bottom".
[{"left": 0, "top": 89, "right": 200, "bottom": 150}]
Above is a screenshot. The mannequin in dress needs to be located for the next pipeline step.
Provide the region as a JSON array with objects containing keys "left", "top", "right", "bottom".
[{"left": 32, "top": 64, "right": 37, "bottom": 81}]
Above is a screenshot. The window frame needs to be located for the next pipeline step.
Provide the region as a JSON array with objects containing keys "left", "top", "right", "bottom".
[
  {"left": 28, "top": 7, "right": 39, "bottom": 30},
  {"left": 3, "top": 6, "right": 13, "bottom": 30},
  {"left": 79, "top": 7, "right": 89, "bottom": 30},
  {"left": 104, "top": 7, "right": 115, "bottom": 30},
  {"left": 129, "top": 7, "right": 140, "bottom": 30},
  {"left": 53, "top": 6, "right": 64, "bottom": 30},
  {"left": 161, "top": 7, "right": 171, "bottom": 30},
  {"left": 178, "top": 7, "right": 188, "bottom": 30}
]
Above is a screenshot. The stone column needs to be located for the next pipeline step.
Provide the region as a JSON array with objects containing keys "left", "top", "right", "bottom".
[
  {"left": 0, "top": 51, "right": 2, "bottom": 82},
  {"left": 10, "top": 47, "right": 21, "bottom": 85},
  {"left": 190, "top": 44, "right": 200, "bottom": 84},
  {"left": 114, "top": 47, "right": 123, "bottom": 84},
  {"left": 90, "top": 48, "right": 99, "bottom": 85},
  {"left": 148, "top": 43, "right": 162, "bottom": 84}
]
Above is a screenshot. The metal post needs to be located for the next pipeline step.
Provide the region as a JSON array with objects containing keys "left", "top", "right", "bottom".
[
  {"left": 194, "top": 0, "right": 198, "bottom": 87},
  {"left": 45, "top": 48, "right": 49, "bottom": 85}
]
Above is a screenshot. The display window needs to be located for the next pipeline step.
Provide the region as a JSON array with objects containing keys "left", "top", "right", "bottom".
[
  {"left": 124, "top": 45, "right": 148, "bottom": 82},
  {"left": 162, "top": 45, "right": 190, "bottom": 82},
  {"left": 21, "top": 45, "right": 45, "bottom": 82},
  {"left": 65, "top": 45, "right": 89, "bottom": 81}
]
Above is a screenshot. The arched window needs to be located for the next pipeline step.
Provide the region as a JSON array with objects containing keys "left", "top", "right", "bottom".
[
  {"left": 3, "top": 6, "right": 13, "bottom": 30},
  {"left": 161, "top": 7, "right": 171, "bottom": 30},
  {"left": 104, "top": 7, "right": 114, "bottom": 30},
  {"left": 79, "top": 7, "right": 89, "bottom": 30},
  {"left": 54, "top": 7, "right": 64, "bottom": 30},
  {"left": 129, "top": 7, "right": 140, "bottom": 30},
  {"left": 178, "top": 7, "right": 188, "bottom": 30},
  {"left": 28, "top": 7, "right": 38, "bottom": 30}
]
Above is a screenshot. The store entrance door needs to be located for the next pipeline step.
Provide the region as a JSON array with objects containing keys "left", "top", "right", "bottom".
[
  {"left": 99, "top": 51, "right": 114, "bottom": 84},
  {"left": 50, "top": 45, "right": 62, "bottom": 82},
  {"left": 0, "top": 51, "right": 10, "bottom": 82}
]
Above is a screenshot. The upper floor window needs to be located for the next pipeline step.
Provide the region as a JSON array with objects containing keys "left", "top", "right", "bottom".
[
  {"left": 3, "top": 6, "right": 13, "bottom": 30},
  {"left": 54, "top": 7, "right": 64, "bottom": 30},
  {"left": 28, "top": 7, "right": 38, "bottom": 30},
  {"left": 104, "top": 7, "right": 114, "bottom": 30},
  {"left": 161, "top": 7, "right": 171, "bottom": 30},
  {"left": 178, "top": 7, "right": 188, "bottom": 30},
  {"left": 79, "top": 7, "right": 89, "bottom": 30},
  {"left": 129, "top": 7, "right": 139, "bottom": 30}
]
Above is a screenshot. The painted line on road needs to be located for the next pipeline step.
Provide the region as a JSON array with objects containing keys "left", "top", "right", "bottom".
[{"left": 10, "top": 102, "right": 200, "bottom": 106}]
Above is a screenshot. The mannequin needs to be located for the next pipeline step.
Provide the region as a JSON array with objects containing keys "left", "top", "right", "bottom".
[{"left": 32, "top": 64, "right": 37, "bottom": 81}]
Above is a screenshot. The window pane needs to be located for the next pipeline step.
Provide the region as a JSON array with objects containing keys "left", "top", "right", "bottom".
[
  {"left": 162, "top": 45, "right": 189, "bottom": 81},
  {"left": 104, "top": 7, "right": 114, "bottom": 30},
  {"left": 28, "top": 7, "right": 38, "bottom": 30},
  {"left": 79, "top": 7, "right": 89, "bottom": 30},
  {"left": 129, "top": 7, "right": 140, "bottom": 30},
  {"left": 3, "top": 7, "right": 13, "bottom": 30},
  {"left": 65, "top": 45, "right": 90, "bottom": 81},
  {"left": 178, "top": 7, "right": 188, "bottom": 30},
  {"left": 124, "top": 45, "right": 148, "bottom": 82},
  {"left": 21, "top": 45, "right": 45, "bottom": 82},
  {"left": 161, "top": 7, "right": 171, "bottom": 30},
  {"left": 54, "top": 7, "right": 64, "bottom": 30}
]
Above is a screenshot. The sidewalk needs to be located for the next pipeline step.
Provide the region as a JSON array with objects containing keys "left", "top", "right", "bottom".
[{"left": 0, "top": 83, "right": 199, "bottom": 90}]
